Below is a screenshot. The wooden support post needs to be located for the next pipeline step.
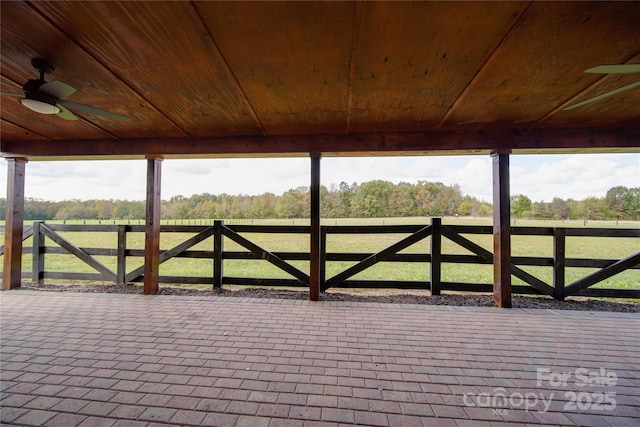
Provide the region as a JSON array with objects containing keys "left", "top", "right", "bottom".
[
  {"left": 213, "top": 220, "right": 224, "bottom": 289},
  {"left": 144, "top": 156, "right": 162, "bottom": 295},
  {"left": 117, "top": 225, "right": 127, "bottom": 285},
  {"left": 430, "top": 217, "right": 442, "bottom": 295},
  {"left": 32, "top": 221, "right": 44, "bottom": 285},
  {"left": 492, "top": 152, "right": 512, "bottom": 308},
  {"left": 309, "top": 154, "right": 321, "bottom": 301},
  {"left": 3, "top": 158, "right": 27, "bottom": 290},
  {"left": 553, "top": 227, "right": 566, "bottom": 300}
]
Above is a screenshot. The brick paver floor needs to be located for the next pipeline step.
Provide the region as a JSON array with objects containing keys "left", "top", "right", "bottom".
[{"left": 1, "top": 291, "right": 639, "bottom": 426}]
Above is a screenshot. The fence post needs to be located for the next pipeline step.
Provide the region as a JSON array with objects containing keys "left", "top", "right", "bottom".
[
  {"left": 430, "top": 217, "right": 442, "bottom": 295},
  {"left": 213, "top": 220, "right": 224, "bottom": 289},
  {"left": 320, "top": 226, "right": 327, "bottom": 292},
  {"left": 553, "top": 228, "right": 566, "bottom": 300},
  {"left": 32, "top": 221, "right": 44, "bottom": 285},
  {"left": 117, "top": 225, "right": 127, "bottom": 285}
]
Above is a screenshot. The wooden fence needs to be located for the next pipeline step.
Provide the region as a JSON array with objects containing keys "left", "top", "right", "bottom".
[{"left": 1, "top": 219, "right": 639, "bottom": 299}]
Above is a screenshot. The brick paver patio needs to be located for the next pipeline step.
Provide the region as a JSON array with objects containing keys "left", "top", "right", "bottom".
[{"left": 1, "top": 291, "right": 639, "bottom": 426}]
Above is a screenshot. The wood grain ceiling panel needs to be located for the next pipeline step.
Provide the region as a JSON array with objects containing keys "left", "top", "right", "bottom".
[
  {"left": 0, "top": 119, "right": 48, "bottom": 141},
  {"left": 194, "top": 1, "right": 353, "bottom": 135},
  {"left": 441, "top": 2, "right": 640, "bottom": 130},
  {"left": 350, "top": 2, "right": 527, "bottom": 133},
  {"left": 31, "top": 1, "right": 263, "bottom": 138},
  {"left": 539, "top": 55, "right": 640, "bottom": 129},
  {"left": 1, "top": 1, "right": 638, "bottom": 158},
  {"left": 1, "top": 1, "right": 185, "bottom": 139}
]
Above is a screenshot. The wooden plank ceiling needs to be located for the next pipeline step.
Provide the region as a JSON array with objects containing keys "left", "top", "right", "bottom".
[{"left": 1, "top": 1, "right": 639, "bottom": 160}]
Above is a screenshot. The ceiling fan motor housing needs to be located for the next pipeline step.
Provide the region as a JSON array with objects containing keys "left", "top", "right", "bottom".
[
  {"left": 19, "top": 91, "right": 60, "bottom": 114},
  {"left": 22, "top": 78, "right": 46, "bottom": 94}
]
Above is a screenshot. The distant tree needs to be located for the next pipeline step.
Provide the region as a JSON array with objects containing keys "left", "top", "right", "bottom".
[
  {"left": 531, "top": 201, "right": 552, "bottom": 219},
  {"left": 192, "top": 199, "right": 216, "bottom": 219},
  {"left": 477, "top": 202, "right": 492, "bottom": 217},
  {"left": 548, "top": 197, "right": 569, "bottom": 220},
  {"left": 388, "top": 182, "right": 417, "bottom": 216},
  {"left": 581, "top": 197, "right": 607, "bottom": 221},
  {"left": 440, "top": 184, "right": 464, "bottom": 216},
  {"left": 54, "top": 200, "right": 97, "bottom": 220},
  {"left": 95, "top": 200, "right": 115, "bottom": 220},
  {"left": 351, "top": 180, "right": 394, "bottom": 217},
  {"left": 248, "top": 193, "right": 276, "bottom": 218},
  {"left": 615, "top": 186, "right": 640, "bottom": 220},
  {"left": 23, "top": 198, "right": 59, "bottom": 220},
  {"left": 413, "top": 181, "right": 442, "bottom": 215},
  {"left": 112, "top": 200, "right": 144, "bottom": 219},
  {"left": 458, "top": 195, "right": 478, "bottom": 217},
  {"left": 334, "top": 181, "right": 356, "bottom": 217},
  {"left": 510, "top": 194, "right": 532, "bottom": 218},
  {"left": 275, "top": 188, "right": 306, "bottom": 218}
]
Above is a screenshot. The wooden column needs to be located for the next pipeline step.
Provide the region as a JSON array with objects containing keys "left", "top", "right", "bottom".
[
  {"left": 492, "top": 152, "right": 512, "bottom": 308},
  {"left": 430, "top": 217, "right": 442, "bottom": 295},
  {"left": 3, "top": 158, "right": 27, "bottom": 290},
  {"left": 309, "top": 153, "right": 321, "bottom": 301},
  {"left": 144, "top": 156, "right": 162, "bottom": 295},
  {"left": 213, "top": 220, "right": 224, "bottom": 289}
]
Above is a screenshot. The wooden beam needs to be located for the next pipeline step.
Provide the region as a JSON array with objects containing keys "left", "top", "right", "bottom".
[
  {"left": 144, "top": 156, "right": 162, "bottom": 295},
  {"left": 2, "top": 158, "right": 27, "bottom": 290},
  {"left": 309, "top": 154, "right": 321, "bottom": 301},
  {"left": 2, "top": 129, "right": 638, "bottom": 160},
  {"left": 492, "top": 152, "right": 512, "bottom": 308}
]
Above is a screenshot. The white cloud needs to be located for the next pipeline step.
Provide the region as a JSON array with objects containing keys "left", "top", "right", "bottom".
[
  {"left": 163, "top": 158, "right": 311, "bottom": 197},
  {"left": 445, "top": 158, "right": 493, "bottom": 201},
  {"left": 0, "top": 153, "right": 637, "bottom": 203},
  {"left": 511, "top": 154, "right": 640, "bottom": 202}
]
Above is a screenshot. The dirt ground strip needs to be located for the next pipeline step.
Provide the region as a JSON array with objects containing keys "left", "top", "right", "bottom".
[{"left": 16, "top": 283, "right": 640, "bottom": 313}]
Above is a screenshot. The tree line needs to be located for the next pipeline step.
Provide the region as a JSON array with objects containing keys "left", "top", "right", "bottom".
[
  {"left": 0, "top": 182, "right": 638, "bottom": 221},
  {"left": 511, "top": 186, "right": 640, "bottom": 221}
]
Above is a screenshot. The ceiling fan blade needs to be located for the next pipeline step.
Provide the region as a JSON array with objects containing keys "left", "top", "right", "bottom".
[
  {"left": 1, "top": 79, "right": 23, "bottom": 90},
  {"left": 56, "top": 104, "right": 79, "bottom": 121},
  {"left": 585, "top": 64, "right": 640, "bottom": 74},
  {"left": 58, "top": 100, "right": 128, "bottom": 122},
  {"left": 38, "top": 80, "right": 76, "bottom": 98},
  {"left": 563, "top": 81, "right": 640, "bottom": 111},
  {"left": 1, "top": 91, "right": 22, "bottom": 97}
]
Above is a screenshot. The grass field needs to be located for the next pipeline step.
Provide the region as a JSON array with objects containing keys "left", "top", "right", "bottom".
[{"left": 1, "top": 217, "right": 638, "bottom": 292}]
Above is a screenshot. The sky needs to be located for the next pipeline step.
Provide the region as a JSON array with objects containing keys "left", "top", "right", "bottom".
[{"left": 0, "top": 153, "right": 638, "bottom": 203}]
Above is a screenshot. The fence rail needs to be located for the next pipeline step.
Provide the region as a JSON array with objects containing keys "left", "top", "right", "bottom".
[{"left": 1, "top": 220, "right": 638, "bottom": 299}]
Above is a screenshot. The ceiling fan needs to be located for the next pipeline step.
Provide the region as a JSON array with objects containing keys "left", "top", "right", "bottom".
[
  {"left": 1, "top": 58, "right": 127, "bottom": 121},
  {"left": 563, "top": 64, "right": 640, "bottom": 110}
]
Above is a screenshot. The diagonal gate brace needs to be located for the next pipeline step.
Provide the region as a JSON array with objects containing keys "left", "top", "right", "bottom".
[
  {"left": 40, "top": 224, "right": 116, "bottom": 281},
  {"left": 126, "top": 226, "right": 216, "bottom": 283},
  {"left": 0, "top": 225, "right": 33, "bottom": 256},
  {"left": 222, "top": 224, "right": 310, "bottom": 285},
  {"left": 441, "top": 226, "right": 555, "bottom": 297},
  {"left": 324, "top": 224, "right": 433, "bottom": 290},
  {"left": 564, "top": 251, "right": 640, "bottom": 296}
]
